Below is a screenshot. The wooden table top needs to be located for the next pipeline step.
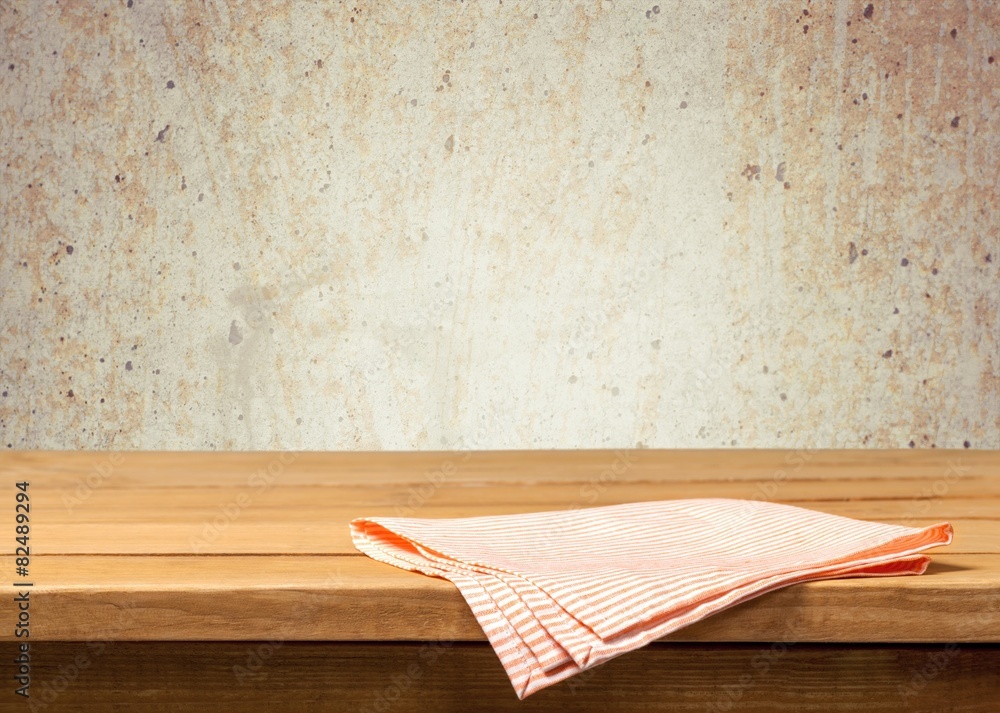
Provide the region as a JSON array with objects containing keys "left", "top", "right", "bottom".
[{"left": 1, "top": 449, "right": 997, "bottom": 643}]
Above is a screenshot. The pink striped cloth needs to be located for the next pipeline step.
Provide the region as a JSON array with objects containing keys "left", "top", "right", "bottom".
[{"left": 350, "top": 498, "right": 952, "bottom": 698}]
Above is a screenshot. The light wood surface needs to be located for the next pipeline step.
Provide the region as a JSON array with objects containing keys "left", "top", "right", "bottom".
[
  {"left": 3, "top": 554, "right": 997, "bottom": 642},
  {"left": 1, "top": 450, "right": 997, "bottom": 643}
]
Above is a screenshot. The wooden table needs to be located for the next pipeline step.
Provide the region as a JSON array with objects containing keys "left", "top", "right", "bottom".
[{"left": 2, "top": 450, "right": 998, "bottom": 711}]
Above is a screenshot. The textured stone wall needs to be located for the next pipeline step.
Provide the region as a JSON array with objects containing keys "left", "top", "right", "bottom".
[{"left": 1, "top": 0, "right": 997, "bottom": 450}]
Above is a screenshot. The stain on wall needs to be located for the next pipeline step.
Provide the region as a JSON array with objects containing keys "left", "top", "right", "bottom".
[{"left": 0, "top": 0, "right": 997, "bottom": 450}]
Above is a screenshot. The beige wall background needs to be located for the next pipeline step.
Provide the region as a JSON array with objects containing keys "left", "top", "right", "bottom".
[{"left": 0, "top": 0, "right": 997, "bottom": 451}]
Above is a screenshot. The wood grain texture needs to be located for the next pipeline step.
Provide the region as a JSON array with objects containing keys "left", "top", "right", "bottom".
[
  {"left": 5, "top": 507, "right": 993, "bottom": 555},
  {"left": 0, "top": 450, "right": 997, "bottom": 644},
  {"left": 4, "top": 642, "right": 999, "bottom": 712},
  {"left": 3, "top": 554, "right": 998, "bottom": 643}
]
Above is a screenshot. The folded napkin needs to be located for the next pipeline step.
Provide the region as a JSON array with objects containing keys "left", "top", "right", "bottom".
[{"left": 350, "top": 498, "right": 952, "bottom": 698}]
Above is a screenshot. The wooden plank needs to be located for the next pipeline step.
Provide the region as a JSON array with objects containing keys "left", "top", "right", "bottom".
[
  {"left": 1, "top": 450, "right": 996, "bottom": 650},
  {"left": 4, "top": 554, "right": 998, "bottom": 642},
  {"left": 34, "top": 479, "right": 1000, "bottom": 519},
  {"left": 2, "top": 449, "right": 996, "bottom": 488},
  {"left": 6, "top": 449, "right": 995, "bottom": 554},
  {"left": 3, "top": 641, "right": 998, "bottom": 712},
  {"left": 0, "top": 507, "right": 1000, "bottom": 560}
]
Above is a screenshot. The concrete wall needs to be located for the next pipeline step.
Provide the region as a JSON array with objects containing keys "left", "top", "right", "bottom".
[{"left": 1, "top": 0, "right": 997, "bottom": 451}]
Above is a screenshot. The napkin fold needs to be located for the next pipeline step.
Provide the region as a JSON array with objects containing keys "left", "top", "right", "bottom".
[{"left": 350, "top": 498, "right": 952, "bottom": 699}]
